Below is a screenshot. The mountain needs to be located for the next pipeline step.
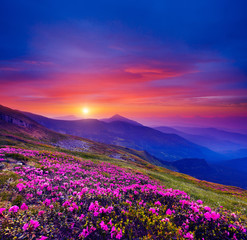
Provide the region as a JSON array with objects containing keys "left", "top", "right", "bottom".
[
  {"left": 156, "top": 126, "right": 247, "bottom": 154},
  {"left": 169, "top": 158, "right": 247, "bottom": 189},
  {"left": 101, "top": 114, "right": 142, "bottom": 126},
  {"left": 55, "top": 115, "right": 80, "bottom": 120},
  {"left": 0, "top": 105, "right": 166, "bottom": 166},
  {"left": 217, "top": 157, "right": 247, "bottom": 174},
  {"left": 1, "top": 104, "right": 247, "bottom": 189},
  {"left": 22, "top": 111, "right": 222, "bottom": 162}
]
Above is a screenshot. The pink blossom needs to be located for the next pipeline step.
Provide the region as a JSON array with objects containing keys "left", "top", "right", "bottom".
[
  {"left": 100, "top": 221, "right": 109, "bottom": 231},
  {"left": 197, "top": 199, "right": 203, "bottom": 205},
  {"left": 30, "top": 219, "right": 40, "bottom": 229},
  {"left": 38, "top": 210, "right": 45, "bottom": 216},
  {"left": 211, "top": 211, "right": 220, "bottom": 220},
  {"left": 204, "top": 212, "right": 212, "bottom": 221},
  {"left": 79, "top": 214, "right": 85, "bottom": 220},
  {"left": 23, "top": 223, "right": 29, "bottom": 231},
  {"left": 37, "top": 237, "right": 48, "bottom": 240},
  {"left": 9, "top": 205, "right": 19, "bottom": 213},
  {"left": 20, "top": 203, "right": 28, "bottom": 211},
  {"left": 166, "top": 208, "right": 172, "bottom": 215},
  {"left": 184, "top": 232, "right": 194, "bottom": 239},
  {"left": 0, "top": 208, "right": 6, "bottom": 215}
]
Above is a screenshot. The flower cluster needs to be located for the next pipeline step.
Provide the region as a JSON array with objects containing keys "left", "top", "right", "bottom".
[{"left": 0, "top": 147, "right": 246, "bottom": 239}]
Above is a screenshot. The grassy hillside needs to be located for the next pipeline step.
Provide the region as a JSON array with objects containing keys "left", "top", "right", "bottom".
[
  {"left": 1, "top": 105, "right": 247, "bottom": 238},
  {"left": 0, "top": 146, "right": 246, "bottom": 239}
]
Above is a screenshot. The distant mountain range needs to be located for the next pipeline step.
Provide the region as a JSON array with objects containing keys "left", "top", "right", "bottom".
[
  {"left": 22, "top": 111, "right": 223, "bottom": 162},
  {"left": 0, "top": 104, "right": 247, "bottom": 189},
  {"left": 155, "top": 126, "right": 247, "bottom": 158}
]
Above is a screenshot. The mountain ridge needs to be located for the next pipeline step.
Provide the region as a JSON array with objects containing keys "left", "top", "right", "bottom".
[{"left": 22, "top": 110, "right": 223, "bottom": 162}]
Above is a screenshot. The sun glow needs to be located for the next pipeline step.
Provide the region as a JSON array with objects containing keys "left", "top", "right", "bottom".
[{"left": 82, "top": 107, "right": 89, "bottom": 115}]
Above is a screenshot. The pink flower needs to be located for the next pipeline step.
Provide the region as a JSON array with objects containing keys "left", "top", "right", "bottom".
[
  {"left": 38, "top": 210, "right": 45, "bottom": 216},
  {"left": 0, "top": 208, "right": 6, "bottom": 215},
  {"left": 38, "top": 237, "right": 48, "bottom": 240},
  {"left": 43, "top": 198, "right": 51, "bottom": 206},
  {"left": 30, "top": 219, "right": 40, "bottom": 229},
  {"left": 211, "top": 211, "right": 220, "bottom": 220},
  {"left": 23, "top": 223, "right": 29, "bottom": 231},
  {"left": 79, "top": 227, "right": 90, "bottom": 238},
  {"left": 154, "top": 201, "right": 161, "bottom": 206},
  {"left": 20, "top": 203, "right": 28, "bottom": 211},
  {"left": 197, "top": 199, "right": 203, "bottom": 205},
  {"left": 79, "top": 214, "right": 85, "bottom": 220},
  {"left": 116, "top": 229, "right": 123, "bottom": 239},
  {"left": 9, "top": 205, "right": 19, "bottom": 213},
  {"left": 204, "top": 212, "right": 212, "bottom": 221},
  {"left": 184, "top": 232, "right": 194, "bottom": 239},
  {"left": 166, "top": 208, "right": 172, "bottom": 215},
  {"left": 100, "top": 221, "right": 109, "bottom": 231}
]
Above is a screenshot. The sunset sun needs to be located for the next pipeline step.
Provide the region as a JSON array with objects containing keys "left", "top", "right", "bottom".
[{"left": 82, "top": 107, "right": 89, "bottom": 115}]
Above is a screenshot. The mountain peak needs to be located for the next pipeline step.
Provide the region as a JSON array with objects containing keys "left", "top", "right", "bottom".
[
  {"left": 110, "top": 114, "right": 127, "bottom": 120},
  {"left": 101, "top": 114, "right": 142, "bottom": 126}
]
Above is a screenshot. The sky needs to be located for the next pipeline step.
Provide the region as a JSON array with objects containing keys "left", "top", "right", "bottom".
[{"left": 1, "top": 0, "right": 247, "bottom": 128}]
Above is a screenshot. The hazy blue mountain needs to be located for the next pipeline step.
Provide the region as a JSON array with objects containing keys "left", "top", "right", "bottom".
[
  {"left": 23, "top": 112, "right": 223, "bottom": 162},
  {"left": 216, "top": 157, "right": 247, "bottom": 174},
  {"left": 155, "top": 126, "right": 247, "bottom": 154}
]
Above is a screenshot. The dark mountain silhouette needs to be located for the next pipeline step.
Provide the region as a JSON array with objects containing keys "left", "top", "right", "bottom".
[{"left": 22, "top": 111, "right": 223, "bottom": 162}]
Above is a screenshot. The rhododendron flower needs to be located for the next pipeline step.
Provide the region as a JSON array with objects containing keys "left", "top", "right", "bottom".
[
  {"left": 79, "top": 227, "right": 90, "bottom": 238},
  {"left": 211, "top": 211, "right": 220, "bottom": 220},
  {"left": 43, "top": 198, "right": 51, "bottom": 206},
  {"left": 79, "top": 214, "right": 85, "bottom": 220},
  {"left": 204, "top": 206, "right": 211, "bottom": 212},
  {"left": 38, "top": 210, "right": 45, "bottom": 216},
  {"left": 30, "top": 219, "right": 40, "bottom": 229},
  {"left": 23, "top": 223, "right": 29, "bottom": 231},
  {"left": 9, "top": 205, "right": 19, "bottom": 213},
  {"left": 16, "top": 183, "right": 26, "bottom": 191},
  {"left": 20, "top": 203, "right": 28, "bottom": 211},
  {"left": 197, "top": 200, "right": 203, "bottom": 205},
  {"left": 116, "top": 229, "right": 123, "bottom": 239},
  {"left": 38, "top": 237, "right": 48, "bottom": 240},
  {"left": 100, "top": 221, "right": 109, "bottom": 231},
  {"left": 184, "top": 232, "right": 194, "bottom": 239},
  {"left": 166, "top": 208, "right": 172, "bottom": 215},
  {"left": 0, "top": 208, "right": 6, "bottom": 215},
  {"left": 154, "top": 201, "right": 161, "bottom": 206}
]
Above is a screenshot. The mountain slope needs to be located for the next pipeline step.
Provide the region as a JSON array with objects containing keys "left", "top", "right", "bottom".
[
  {"left": 23, "top": 111, "right": 222, "bottom": 162},
  {"left": 1, "top": 104, "right": 247, "bottom": 196},
  {"left": 0, "top": 105, "right": 166, "bottom": 168},
  {"left": 156, "top": 126, "right": 247, "bottom": 154}
]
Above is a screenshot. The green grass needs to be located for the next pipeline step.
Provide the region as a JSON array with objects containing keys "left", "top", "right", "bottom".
[
  {"left": 82, "top": 152, "right": 247, "bottom": 216},
  {"left": 146, "top": 170, "right": 247, "bottom": 215},
  {"left": 1, "top": 133, "right": 247, "bottom": 217}
]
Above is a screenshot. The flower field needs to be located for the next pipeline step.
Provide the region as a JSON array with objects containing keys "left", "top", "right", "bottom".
[{"left": 0, "top": 147, "right": 246, "bottom": 239}]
